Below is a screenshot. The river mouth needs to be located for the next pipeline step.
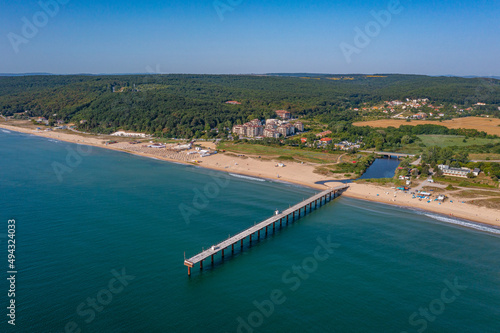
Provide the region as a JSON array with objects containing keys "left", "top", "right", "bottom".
[
  {"left": 336, "top": 157, "right": 401, "bottom": 184},
  {"left": 358, "top": 157, "right": 401, "bottom": 179}
]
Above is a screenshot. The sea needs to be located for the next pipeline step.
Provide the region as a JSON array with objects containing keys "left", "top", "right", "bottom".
[{"left": 1, "top": 130, "right": 499, "bottom": 333}]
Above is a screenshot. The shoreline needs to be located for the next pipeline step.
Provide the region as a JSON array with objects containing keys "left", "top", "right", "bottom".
[
  {"left": 0, "top": 123, "right": 331, "bottom": 190},
  {"left": 343, "top": 187, "right": 500, "bottom": 232},
  {"left": 2, "top": 123, "right": 500, "bottom": 230}
]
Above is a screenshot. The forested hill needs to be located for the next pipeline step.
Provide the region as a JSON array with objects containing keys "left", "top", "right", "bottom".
[{"left": 1, "top": 74, "right": 499, "bottom": 138}]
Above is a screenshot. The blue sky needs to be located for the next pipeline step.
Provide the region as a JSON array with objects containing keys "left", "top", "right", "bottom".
[{"left": 0, "top": 0, "right": 498, "bottom": 75}]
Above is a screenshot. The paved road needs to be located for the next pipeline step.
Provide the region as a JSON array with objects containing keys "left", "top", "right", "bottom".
[
  {"left": 412, "top": 179, "right": 447, "bottom": 192},
  {"left": 411, "top": 157, "right": 422, "bottom": 165}
]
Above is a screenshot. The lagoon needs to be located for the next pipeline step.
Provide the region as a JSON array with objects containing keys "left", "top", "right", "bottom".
[{"left": 358, "top": 157, "right": 401, "bottom": 180}]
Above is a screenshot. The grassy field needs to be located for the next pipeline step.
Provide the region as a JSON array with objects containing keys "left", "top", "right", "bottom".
[
  {"left": 218, "top": 142, "right": 342, "bottom": 164},
  {"left": 353, "top": 117, "right": 500, "bottom": 136},
  {"left": 469, "top": 198, "right": 500, "bottom": 209},
  {"left": 434, "top": 176, "right": 499, "bottom": 189},
  {"left": 469, "top": 153, "right": 500, "bottom": 160},
  {"left": 455, "top": 190, "right": 500, "bottom": 198},
  {"left": 417, "top": 135, "right": 500, "bottom": 148}
]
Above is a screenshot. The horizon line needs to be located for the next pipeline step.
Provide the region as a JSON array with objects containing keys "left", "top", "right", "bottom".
[{"left": 1, "top": 72, "right": 499, "bottom": 79}]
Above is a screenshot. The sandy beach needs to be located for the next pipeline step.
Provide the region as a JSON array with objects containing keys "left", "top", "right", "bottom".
[
  {"left": 2, "top": 122, "right": 499, "bottom": 229},
  {"left": 0, "top": 122, "right": 337, "bottom": 190},
  {"left": 345, "top": 183, "right": 500, "bottom": 228}
]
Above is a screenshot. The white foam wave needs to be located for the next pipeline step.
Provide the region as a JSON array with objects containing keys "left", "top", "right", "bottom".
[
  {"left": 229, "top": 173, "right": 266, "bottom": 182},
  {"left": 423, "top": 213, "right": 500, "bottom": 235},
  {"left": 1, "top": 129, "right": 11, "bottom": 133}
]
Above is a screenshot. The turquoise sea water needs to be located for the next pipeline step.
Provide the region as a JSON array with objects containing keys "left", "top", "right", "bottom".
[{"left": 1, "top": 130, "right": 500, "bottom": 333}]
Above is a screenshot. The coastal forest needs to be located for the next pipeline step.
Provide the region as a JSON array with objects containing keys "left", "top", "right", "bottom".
[{"left": 1, "top": 74, "right": 500, "bottom": 138}]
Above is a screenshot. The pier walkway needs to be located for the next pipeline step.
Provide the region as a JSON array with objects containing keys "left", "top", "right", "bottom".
[{"left": 184, "top": 184, "right": 348, "bottom": 276}]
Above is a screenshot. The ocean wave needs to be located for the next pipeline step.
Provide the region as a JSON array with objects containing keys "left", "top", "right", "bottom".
[
  {"left": 229, "top": 173, "right": 266, "bottom": 182},
  {"left": 270, "top": 179, "right": 304, "bottom": 188},
  {"left": 1, "top": 129, "right": 11, "bottom": 133},
  {"left": 342, "top": 201, "right": 395, "bottom": 216},
  {"left": 422, "top": 212, "right": 500, "bottom": 235}
]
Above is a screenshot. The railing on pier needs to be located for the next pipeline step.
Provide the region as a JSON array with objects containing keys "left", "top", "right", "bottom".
[{"left": 184, "top": 184, "right": 348, "bottom": 276}]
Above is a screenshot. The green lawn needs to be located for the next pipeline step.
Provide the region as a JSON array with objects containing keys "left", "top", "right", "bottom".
[
  {"left": 434, "top": 176, "right": 498, "bottom": 189},
  {"left": 417, "top": 135, "right": 500, "bottom": 148},
  {"left": 218, "top": 142, "right": 342, "bottom": 164}
]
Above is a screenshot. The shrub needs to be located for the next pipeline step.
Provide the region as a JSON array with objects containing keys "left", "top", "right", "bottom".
[{"left": 277, "top": 156, "right": 294, "bottom": 161}]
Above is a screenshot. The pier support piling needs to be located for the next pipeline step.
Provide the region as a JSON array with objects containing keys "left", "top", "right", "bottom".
[{"left": 183, "top": 186, "right": 348, "bottom": 276}]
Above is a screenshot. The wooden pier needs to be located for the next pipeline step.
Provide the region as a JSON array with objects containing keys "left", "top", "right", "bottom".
[{"left": 184, "top": 185, "right": 348, "bottom": 276}]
